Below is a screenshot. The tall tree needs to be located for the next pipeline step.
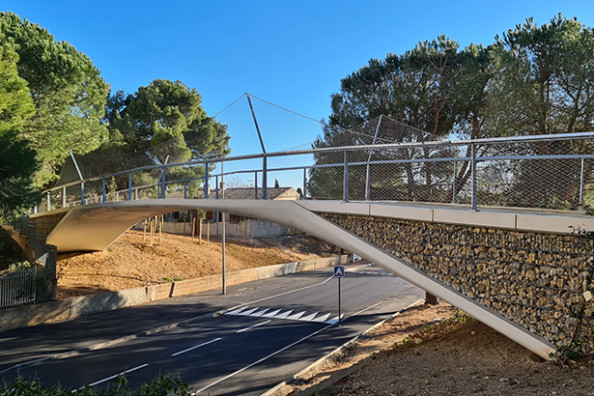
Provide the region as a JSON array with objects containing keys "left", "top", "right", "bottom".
[
  {"left": 0, "top": 12, "right": 109, "bottom": 187},
  {"left": 75, "top": 80, "right": 229, "bottom": 193},
  {"left": 490, "top": 15, "right": 594, "bottom": 208},
  {"left": 0, "top": 38, "right": 39, "bottom": 220},
  {"left": 313, "top": 36, "right": 466, "bottom": 201}
]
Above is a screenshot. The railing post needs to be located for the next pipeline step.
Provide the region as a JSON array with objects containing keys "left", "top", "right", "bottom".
[
  {"left": 303, "top": 168, "right": 307, "bottom": 200},
  {"left": 365, "top": 114, "right": 382, "bottom": 201},
  {"left": 204, "top": 163, "right": 209, "bottom": 199},
  {"left": 46, "top": 191, "right": 51, "bottom": 212},
  {"left": 254, "top": 171, "right": 258, "bottom": 199},
  {"left": 184, "top": 182, "right": 188, "bottom": 199},
  {"left": 102, "top": 177, "right": 106, "bottom": 203},
  {"left": 262, "top": 156, "right": 268, "bottom": 200},
  {"left": 365, "top": 163, "right": 371, "bottom": 201},
  {"left": 579, "top": 158, "right": 585, "bottom": 211},
  {"left": 80, "top": 181, "right": 85, "bottom": 206},
  {"left": 62, "top": 186, "right": 66, "bottom": 208},
  {"left": 161, "top": 166, "right": 166, "bottom": 199},
  {"left": 471, "top": 143, "right": 477, "bottom": 211},
  {"left": 128, "top": 173, "right": 133, "bottom": 201},
  {"left": 452, "top": 160, "right": 458, "bottom": 204},
  {"left": 343, "top": 150, "right": 349, "bottom": 202}
]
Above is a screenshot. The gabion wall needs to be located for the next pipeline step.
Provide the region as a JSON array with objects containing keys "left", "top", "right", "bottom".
[{"left": 324, "top": 214, "right": 594, "bottom": 355}]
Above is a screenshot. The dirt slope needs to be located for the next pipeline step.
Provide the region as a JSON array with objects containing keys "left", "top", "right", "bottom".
[
  {"left": 57, "top": 230, "right": 333, "bottom": 298},
  {"left": 280, "top": 302, "right": 594, "bottom": 396}
]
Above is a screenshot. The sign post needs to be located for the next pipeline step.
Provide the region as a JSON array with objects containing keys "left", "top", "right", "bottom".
[{"left": 333, "top": 265, "right": 345, "bottom": 325}]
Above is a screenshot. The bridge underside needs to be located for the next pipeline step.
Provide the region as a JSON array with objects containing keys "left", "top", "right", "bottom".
[{"left": 30, "top": 199, "right": 594, "bottom": 360}]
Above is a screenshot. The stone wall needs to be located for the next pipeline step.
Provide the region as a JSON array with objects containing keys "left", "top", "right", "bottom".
[{"left": 324, "top": 214, "right": 594, "bottom": 355}]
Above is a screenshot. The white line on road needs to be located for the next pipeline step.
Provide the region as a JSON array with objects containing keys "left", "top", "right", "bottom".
[
  {"left": 220, "top": 274, "right": 335, "bottom": 315},
  {"left": 236, "top": 320, "right": 271, "bottom": 333},
  {"left": 74, "top": 363, "right": 149, "bottom": 391},
  {"left": 171, "top": 337, "right": 222, "bottom": 357},
  {"left": 192, "top": 295, "right": 395, "bottom": 394},
  {"left": 191, "top": 323, "right": 334, "bottom": 395}
]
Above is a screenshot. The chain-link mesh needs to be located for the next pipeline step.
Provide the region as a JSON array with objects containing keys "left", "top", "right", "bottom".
[{"left": 38, "top": 93, "right": 594, "bottom": 213}]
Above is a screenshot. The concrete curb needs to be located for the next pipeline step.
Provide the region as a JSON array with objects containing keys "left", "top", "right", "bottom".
[
  {"left": 261, "top": 298, "right": 426, "bottom": 396},
  {"left": 0, "top": 255, "right": 350, "bottom": 332}
]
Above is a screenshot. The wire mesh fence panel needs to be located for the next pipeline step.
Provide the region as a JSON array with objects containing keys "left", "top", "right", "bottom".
[{"left": 0, "top": 268, "right": 36, "bottom": 308}]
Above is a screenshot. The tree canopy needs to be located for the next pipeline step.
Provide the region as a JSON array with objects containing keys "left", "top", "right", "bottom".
[
  {"left": 0, "top": 12, "right": 109, "bottom": 187},
  {"left": 311, "top": 14, "right": 594, "bottom": 208},
  {"left": 72, "top": 80, "right": 229, "bottom": 194},
  {"left": 0, "top": 37, "right": 38, "bottom": 219}
]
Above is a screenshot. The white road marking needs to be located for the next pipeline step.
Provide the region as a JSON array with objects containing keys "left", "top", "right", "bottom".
[
  {"left": 236, "top": 320, "right": 271, "bottom": 333},
  {"left": 191, "top": 323, "right": 335, "bottom": 394},
  {"left": 171, "top": 337, "right": 222, "bottom": 357},
  {"left": 193, "top": 297, "right": 395, "bottom": 394},
  {"left": 252, "top": 308, "right": 269, "bottom": 317},
  {"left": 238, "top": 307, "right": 259, "bottom": 316},
  {"left": 286, "top": 311, "right": 306, "bottom": 320},
  {"left": 299, "top": 312, "right": 319, "bottom": 322},
  {"left": 275, "top": 310, "right": 293, "bottom": 319},
  {"left": 261, "top": 309, "right": 282, "bottom": 317},
  {"left": 75, "top": 363, "right": 149, "bottom": 391}
]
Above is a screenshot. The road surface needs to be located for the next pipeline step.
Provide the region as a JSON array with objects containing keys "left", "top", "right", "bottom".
[{"left": 0, "top": 262, "right": 423, "bottom": 395}]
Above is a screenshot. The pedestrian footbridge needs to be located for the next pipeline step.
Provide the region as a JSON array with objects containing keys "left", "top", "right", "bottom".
[{"left": 28, "top": 199, "right": 594, "bottom": 361}]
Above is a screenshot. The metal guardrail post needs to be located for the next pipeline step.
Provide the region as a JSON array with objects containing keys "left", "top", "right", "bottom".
[
  {"left": 262, "top": 156, "right": 268, "bottom": 200},
  {"left": 161, "top": 167, "right": 166, "bottom": 199},
  {"left": 62, "top": 186, "right": 66, "bottom": 208},
  {"left": 303, "top": 168, "right": 307, "bottom": 199},
  {"left": 343, "top": 150, "right": 349, "bottom": 202},
  {"left": 128, "top": 173, "right": 133, "bottom": 201},
  {"left": 471, "top": 144, "right": 477, "bottom": 211},
  {"left": 254, "top": 171, "right": 258, "bottom": 199},
  {"left": 365, "top": 114, "right": 382, "bottom": 201},
  {"left": 102, "top": 177, "right": 106, "bottom": 203},
  {"left": 204, "top": 163, "right": 209, "bottom": 199},
  {"left": 80, "top": 181, "right": 85, "bottom": 206},
  {"left": 452, "top": 160, "right": 458, "bottom": 204},
  {"left": 579, "top": 158, "right": 585, "bottom": 210}
]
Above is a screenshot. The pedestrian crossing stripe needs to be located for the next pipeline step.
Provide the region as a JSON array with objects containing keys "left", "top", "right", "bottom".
[{"left": 225, "top": 306, "right": 341, "bottom": 324}]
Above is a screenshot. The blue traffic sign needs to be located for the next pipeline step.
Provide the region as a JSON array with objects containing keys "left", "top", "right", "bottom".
[{"left": 333, "top": 265, "right": 345, "bottom": 277}]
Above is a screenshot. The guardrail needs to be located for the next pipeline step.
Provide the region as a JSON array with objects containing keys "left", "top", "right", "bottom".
[
  {"left": 38, "top": 132, "right": 594, "bottom": 213},
  {"left": 0, "top": 268, "right": 37, "bottom": 308}
]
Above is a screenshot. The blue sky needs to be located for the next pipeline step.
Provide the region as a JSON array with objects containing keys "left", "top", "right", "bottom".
[
  {"left": 3, "top": 1, "right": 594, "bottom": 122},
  {"left": 3, "top": 1, "right": 594, "bottom": 188}
]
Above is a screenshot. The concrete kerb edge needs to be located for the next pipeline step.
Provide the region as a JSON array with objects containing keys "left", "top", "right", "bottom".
[{"left": 261, "top": 298, "right": 426, "bottom": 396}]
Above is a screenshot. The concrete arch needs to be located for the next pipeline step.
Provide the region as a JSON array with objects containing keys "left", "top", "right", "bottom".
[{"left": 33, "top": 198, "right": 557, "bottom": 359}]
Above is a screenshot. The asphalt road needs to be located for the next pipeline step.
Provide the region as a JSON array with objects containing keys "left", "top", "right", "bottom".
[{"left": 0, "top": 262, "right": 423, "bottom": 395}]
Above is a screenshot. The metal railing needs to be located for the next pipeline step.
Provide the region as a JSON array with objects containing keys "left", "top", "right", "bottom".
[
  {"left": 38, "top": 132, "right": 594, "bottom": 213},
  {"left": 0, "top": 268, "right": 37, "bottom": 308}
]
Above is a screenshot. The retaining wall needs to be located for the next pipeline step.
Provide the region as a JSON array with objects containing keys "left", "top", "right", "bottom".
[
  {"left": 0, "top": 255, "right": 350, "bottom": 332},
  {"left": 157, "top": 219, "right": 298, "bottom": 239},
  {"left": 324, "top": 214, "right": 594, "bottom": 355}
]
